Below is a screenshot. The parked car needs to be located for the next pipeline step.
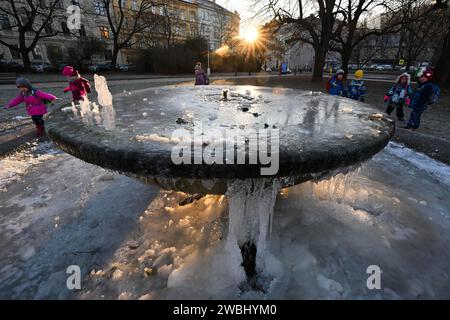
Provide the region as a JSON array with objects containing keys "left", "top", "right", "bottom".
[
  {"left": 348, "top": 64, "right": 358, "bottom": 70},
  {"left": 0, "top": 60, "right": 24, "bottom": 72},
  {"left": 400, "top": 66, "right": 418, "bottom": 72},
  {"left": 31, "top": 61, "right": 53, "bottom": 73},
  {"left": 116, "top": 64, "right": 136, "bottom": 72},
  {"left": 376, "top": 64, "right": 394, "bottom": 71},
  {"left": 0, "top": 59, "right": 8, "bottom": 71},
  {"left": 88, "top": 63, "right": 112, "bottom": 72}
]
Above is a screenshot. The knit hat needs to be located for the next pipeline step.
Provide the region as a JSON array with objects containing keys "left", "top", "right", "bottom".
[
  {"left": 354, "top": 70, "right": 364, "bottom": 79},
  {"left": 62, "top": 65, "right": 77, "bottom": 77},
  {"left": 422, "top": 69, "right": 434, "bottom": 81},
  {"left": 336, "top": 69, "right": 345, "bottom": 76},
  {"left": 16, "top": 77, "right": 33, "bottom": 90},
  {"left": 395, "top": 72, "right": 411, "bottom": 85}
]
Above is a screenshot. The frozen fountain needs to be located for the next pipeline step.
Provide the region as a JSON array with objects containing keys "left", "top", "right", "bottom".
[{"left": 46, "top": 83, "right": 395, "bottom": 287}]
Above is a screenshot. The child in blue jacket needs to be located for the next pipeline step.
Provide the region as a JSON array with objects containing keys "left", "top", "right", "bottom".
[
  {"left": 402, "top": 69, "right": 435, "bottom": 130},
  {"left": 348, "top": 69, "right": 366, "bottom": 102},
  {"left": 327, "top": 69, "right": 347, "bottom": 97}
]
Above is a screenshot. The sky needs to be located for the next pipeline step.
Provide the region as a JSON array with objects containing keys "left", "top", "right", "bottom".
[
  {"left": 216, "top": 0, "right": 385, "bottom": 32},
  {"left": 216, "top": 0, "right": 259, "bottom": 31}
]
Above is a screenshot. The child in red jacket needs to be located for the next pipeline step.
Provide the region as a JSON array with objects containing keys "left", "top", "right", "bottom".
[
  {"left": 62, "top": 66, "right": 91, "bottom": 102},
  {"left": 4, "top": 78, "right": 57, "bottom": 137}
]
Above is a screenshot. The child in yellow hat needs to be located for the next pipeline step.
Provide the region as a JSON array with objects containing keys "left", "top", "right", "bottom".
[{"left": 348, "top": 70, "right": 366, "bottom": 102}]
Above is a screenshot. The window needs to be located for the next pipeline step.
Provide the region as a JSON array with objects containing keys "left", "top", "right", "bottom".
[
  {"left": 104, "top": 49, "right": 112, "bottom": 60},
  {"left": 33, "top": 46, "right": 43, "bottom": 59},
  {"left": 20, "top": 15, "right": 29, "bottom": 25},
  {"left": 136, "top": 36, "right": 144, "bottom": 49},
  {"left": 0, "top": 14, "right": 10, "bottom": 29},
  {"left": 44, "top": 21, "right": 53, "bottom": 34},
  {"left": 94, "top": 2, "right": 106, "bottom": 16},
  {"left": 61, "top": 21, "right": 70, "bottom": 35},
  {"left": 80, "top": 24, "right": 86, "bottom": 37},
  {"left": 55, "top": 1, "right": 64, "bottom": 9},
  {"left": 10, "top": 46, "right": 20, "bottom": 59},
  {"left": 124, "top": 18, "right": 130, "bottom": 28},
  {"left": 99, "top": 26, "right": 109, "bottom": 39},
  {"left": 131, "top": 0, "right": 138, "bottom": 10}
]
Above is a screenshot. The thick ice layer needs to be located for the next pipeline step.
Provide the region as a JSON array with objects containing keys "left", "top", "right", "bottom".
[{"left": 46, "top": 85, "right": 394, "bottom": 193}]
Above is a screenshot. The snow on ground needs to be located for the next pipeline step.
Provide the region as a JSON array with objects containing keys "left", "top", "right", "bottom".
[
  {"left": 385, "top": 142, "right": 450, "bottom": 186},
  {"left": 0, "top": 140, "right": 450, "bottom": 299},
  {"left": 0, "top": 141, "right": 58, "bottom": 192}
]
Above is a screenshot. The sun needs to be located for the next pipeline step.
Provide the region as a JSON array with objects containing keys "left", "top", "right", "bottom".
[{"left": 242, "top": 26, "right": 259, "bottom": 43}]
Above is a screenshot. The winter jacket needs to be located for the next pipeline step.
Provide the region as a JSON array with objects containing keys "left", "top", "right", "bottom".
[
  {"left": 348, "top": 79, "right": 366, "bottom": 101},
  {"left": 64, "top": 77, "right": 91, "bottom": 101},
  {"left": 6, "top": 90, "right": 56, "bottom": 116},
  {"left": 328, "top": 75, "right": 347, "bottom": 97},
  {"left": 410, "top": 81, "right": 434, "bottom": 110},
  {"left": 386, "top": 84, "right": 412, "bottom": 105},
  {"left": 195, "top": 71, "right": 208, "bottom": 85},
  {"left": 386, "top": 73, "right": 412, "bottom": 106}
]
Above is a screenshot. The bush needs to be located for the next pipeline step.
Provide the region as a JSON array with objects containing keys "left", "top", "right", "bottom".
[{"left": 135, "top": 37, "right": 208, "bottom": 74}]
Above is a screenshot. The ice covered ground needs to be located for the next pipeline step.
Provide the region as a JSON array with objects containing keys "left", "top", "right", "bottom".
[{"left": 0, "top": 140, "right": 449, "bottom": 299}]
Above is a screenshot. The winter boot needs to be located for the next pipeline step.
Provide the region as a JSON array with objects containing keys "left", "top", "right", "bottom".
[{"left": 36, "top": 125, "right": 45, "bottom": 137}]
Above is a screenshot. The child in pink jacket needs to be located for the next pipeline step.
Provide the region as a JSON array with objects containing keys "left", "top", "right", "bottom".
[
  {"left": 62, "top": 66, "right": 91, "bottom": 102},
  {"left": 5, "top": 78, "right": 57, "bottom": 137}
]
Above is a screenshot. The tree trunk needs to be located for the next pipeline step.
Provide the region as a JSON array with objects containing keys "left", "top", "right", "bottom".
[
  {"left": 111, "top": 44, "right": 120, "bottom": 70},
  {"left": 18, "top": 33, "right": 31, "bottom": 71},
  {"left": 341, "top": 46, "right": 352, "bottom": 75},
  {"left": 312, "top": 46, "right": 326, "bottom": 82},
  {"left": 20, "top": 50, "right": 31, "bottom": 71},
  {"left": 434, "top": 26, "right": 450, "bottom": 87}
]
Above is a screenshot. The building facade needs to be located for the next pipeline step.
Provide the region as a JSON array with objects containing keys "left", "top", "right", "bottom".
[
  {"left": 0, "top": 0, "right": 119, "bottom": 66},
  {"left": 197, "top": 0, "right": 239, "bottom": 51},
  {"left": 0, "top": 0, "right": 239, "bottom": 68}
]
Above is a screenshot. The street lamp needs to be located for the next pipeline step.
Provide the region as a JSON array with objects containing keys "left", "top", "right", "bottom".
[{"left": 207, "top": 39, "right": 211, "bottom": 76}]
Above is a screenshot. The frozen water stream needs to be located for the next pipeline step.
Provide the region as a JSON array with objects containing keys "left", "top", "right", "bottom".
[{"left": 226, "top": 179, "right": 280, "bottom": 287}]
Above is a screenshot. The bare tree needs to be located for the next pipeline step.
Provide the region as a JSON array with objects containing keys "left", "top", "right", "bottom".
[
  {"left": 391, "top": 0, "right": 445, "bottom": 72},
  {"left": 333, "top": 0, "right": 404, "bottom": 74},
  {"left": 101, "top": 0, "right": 156, "bottom": 69},
  {"left": 432, "top": 0, "right": 450, "bottom": 86},
  {"left": 214, "top": 10, "right": 235, "bottom": 47},
  {"left": 351, "top": 33, "right": 384, "bottom": 68},
  {"left": 0, "top": 0, "right": 62, "bottom": 71},
  {"left": 68, "top": 36, "right": 108, "bottom": 69},
  {"left": 257, "top": 0, "right": 345, "bottom": 82},
  {"left": 157, "top": 1, "right": 179, "bottom": 48}
]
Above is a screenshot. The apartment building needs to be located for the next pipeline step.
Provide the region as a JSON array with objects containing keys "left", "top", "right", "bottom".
[
  {"left": 0, "top": 0, "right": 119, "bottom": 66},
  {"left": 0, "top": 0, "right": 239, "bottom": 67}
]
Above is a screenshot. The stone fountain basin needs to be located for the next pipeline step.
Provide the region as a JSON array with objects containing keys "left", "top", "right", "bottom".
[{"left": 46, "top": 85, "right": 395, "bottom": 194}]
